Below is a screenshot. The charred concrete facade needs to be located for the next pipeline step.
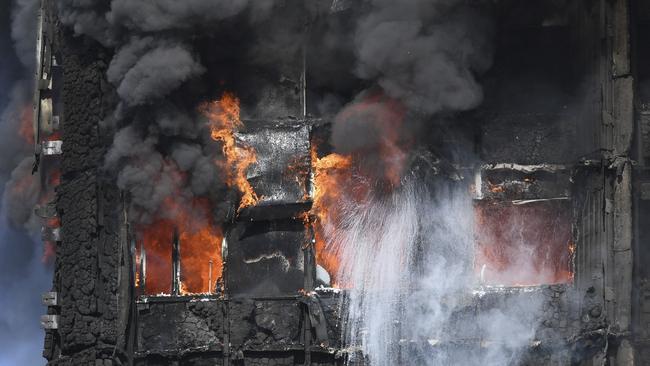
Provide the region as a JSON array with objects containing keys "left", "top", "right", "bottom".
[{"left": 33, "top": 0, "right": 650, "bottom": 365}]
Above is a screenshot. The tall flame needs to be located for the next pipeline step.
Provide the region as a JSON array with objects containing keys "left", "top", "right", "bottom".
[
  {"left": 310, "top": 92, "right": 408, "bottom": 287},
  {"left": 201, "top": 92, "right": 260, "bottom": 210},
  {"left": 310, "top": 146, "right": 352, "bottom": 285}
]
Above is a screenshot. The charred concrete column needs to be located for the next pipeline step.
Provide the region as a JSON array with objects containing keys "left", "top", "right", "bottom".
[
  {"left": 574, "top": 0, "right": 635, "bottom": 364},
  {"left": 632, "top": 0, "right": 650, "bottom": 363},
  {"left": 602, "top": 0, "right": 634, "bottom": 364},
  {"left": 45, "top": 4, "right": 131, "bottom": 365}
]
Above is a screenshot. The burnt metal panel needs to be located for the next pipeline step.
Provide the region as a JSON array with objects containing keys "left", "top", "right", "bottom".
[
  {"left": 226, "top": 219, "right": 307, "bottom": 296},
  {"left": 234, "top": 299, "right": 303, "bottom": 351},
  {"left": 236, "top": 120, "right": 311, "bottom": 212},
  {"left": 474, "top": 163, "right": 571, "bottom": 201},
  {"left": 41, "top": 315, "right": 60, "bottom": 330},
  {"left": 136, "top": 299, "right": 225, "bottom": 355},
  {"left": 42, "top": 140, "right": 62, "bottom": 155},
  {"left": 42, "top": 292, "right": 58, "bottom": 306}
]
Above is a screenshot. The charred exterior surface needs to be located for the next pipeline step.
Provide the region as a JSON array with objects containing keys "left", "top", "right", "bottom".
[
  {"left": 226, "top": 219, "right": 308, "bottom": 296},
  {"left": 134, "top": 296, "right": 343, "bottom": 365},
  {"left": 42, "top": 0, "right": 647, "bottom": 365},
  {"left": 45, "top": 18, "right": 128, "bottom": 366},
  {"left": 137, "top": 299, "right": 225, "bottom": 355}
]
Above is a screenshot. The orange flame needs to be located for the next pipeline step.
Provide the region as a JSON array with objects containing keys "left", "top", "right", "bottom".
[
  {"left": 201, "top": 92, "right": 260, "bottom": 210},
  {"left": 138, "top": 197, "right": 223, "bottom": 295},
  {"left": 310, "top": 92, "right": 408, "bottom": 287}
]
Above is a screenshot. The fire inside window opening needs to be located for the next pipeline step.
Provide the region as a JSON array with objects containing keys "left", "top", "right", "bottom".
[
  {"left": 32, "top": 0, "right": 648, "bottom": 364},
  {"left": 133, "top": 116, "right": 576, "bottom": 295},
  {"left": 473, "top": 164, "right": 575, "bottom": 287},
  {"left": 474, "top": 199, "right": 574, "bottom": 286}
]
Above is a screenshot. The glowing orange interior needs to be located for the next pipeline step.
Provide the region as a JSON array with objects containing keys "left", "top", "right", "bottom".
[
  {"left": 474, "top": 200, "right": 573, "bottom": 286},
  {"left": 137, "top": 197, "right": 223, "bottom": 295},
  {"left": 311, "top": 92, "right": 407, "bottom": 287}
]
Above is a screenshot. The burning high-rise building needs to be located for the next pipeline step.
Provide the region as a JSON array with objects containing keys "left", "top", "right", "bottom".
[{"left": 11, "top": 0, "right": 650, "bottom": 365}]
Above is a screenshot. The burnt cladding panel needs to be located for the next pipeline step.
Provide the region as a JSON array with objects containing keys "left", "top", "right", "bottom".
[
  {"left": 236, "top": 121, "right": 311, "bottom": 210},
  {"left": 228, "top": 299, "right": 302, "bottom": 350},
  {"left": 226, "top": 121, "right": 311, "bottom": 296},
  {"left": 226, "top": 219, "right": 307, "bottom": 296},
  {"left": 136, "top": 300, "right": 225, "bottom": 354}
]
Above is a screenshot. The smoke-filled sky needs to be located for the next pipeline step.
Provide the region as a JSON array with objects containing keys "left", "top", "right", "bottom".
[{"left": 0, "top": 0, "right": 50, "bottom": 365}]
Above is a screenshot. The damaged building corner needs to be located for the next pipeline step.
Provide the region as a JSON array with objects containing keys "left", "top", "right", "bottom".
[{"left": 28, "top": 0, "right": 650, "bottom": 365}]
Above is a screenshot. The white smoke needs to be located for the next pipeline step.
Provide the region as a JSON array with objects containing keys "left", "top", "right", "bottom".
[{"left": 329, "top": 179, "right": 543, "bottom": 365}]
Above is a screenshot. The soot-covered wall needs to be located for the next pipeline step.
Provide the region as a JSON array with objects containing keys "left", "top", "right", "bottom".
[{"left": 40, "top": 0, "right": 648, "bottom": 365}]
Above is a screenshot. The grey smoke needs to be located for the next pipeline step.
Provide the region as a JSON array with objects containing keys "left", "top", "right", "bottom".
[
  {"left": 57, "top": 0, "right": 277, "bottom": 46},
  {"left": 11, "top": 0, "right": 39, "bottom": 68},
  {"left": 56, "top": 0, "right": 113, "bottom": 46},
  {"left": 328, "top": 0, "right": 494, "bottom": 183},
  {"left": 353, "top": 0, "right": 493, "bottom": 114},
  {"left": 105, "top": 124, "right": 221, "bottom": 223},
  {"left": 331, "top": 96, "right": 393, "bottom": 154},
  {"left": 57, "top": 0, "right": 286, "bottom": 225},
  {"left": 171, "top": 142, "right": 202, "bottom": 172},
  {"left": 107, "top": 0, "right": 254, "bottom": 32},
  {"left": 108, "top": 37, "right": 205, "bottom": 106},
  {"left": 0, "top": 0, "right": 50, "bottom": 365},
  {"left": 319, "top": 1, "right": 546, "bottom": 364},
  {"left": 155, "top": 106, "right": 200, "bottom": 138},
  {"left": 2, "top": 157, "right": 41, "bottom": 231},
  {"left": 0, "top": 82, "right": 32, "bottom": 182},
  {"left": 105, "top": 126, "right": 177, "bottom": 223},
  {"left": 51, "top": 3, "right": 539, "bottom": 365}
]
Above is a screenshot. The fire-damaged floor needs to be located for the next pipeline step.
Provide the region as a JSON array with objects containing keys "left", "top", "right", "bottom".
[{"left": 27, "top": 0, "right": 650, "bottom": 365}]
